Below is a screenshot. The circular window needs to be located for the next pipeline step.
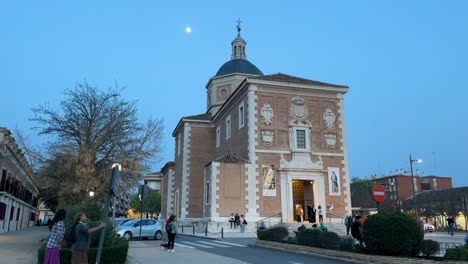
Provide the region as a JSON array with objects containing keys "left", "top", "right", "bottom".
[{"left": 219, "top": 88, "right": 229, "bottom": 98}]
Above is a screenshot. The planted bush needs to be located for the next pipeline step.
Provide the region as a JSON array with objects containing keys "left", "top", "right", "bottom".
[
  {"left": 297, "top": 229, "right": 321, "bottom": 247},
  {"left": 319, "top": 231, "right": 340, "bottom": 249},
  {"left": 339, "top": 237, "right": 355, "bottom": 252},
  {"left": 38, "top": 238, "right": 128, "bottom": 264},
  {"left": 268, "top": 226, "right": 289, "bottom": 242},
  {"left": 363, "top": 212, "right": 423, "bottom": 256},
  {"left": 257, "top": 229, "right": 269, "bottom": 240},
  {"left": 418, "top": 239, "right": 440, "bottom": 257},
  {"left": 445, "top": 244, "right": 468, "bottom": 261}
]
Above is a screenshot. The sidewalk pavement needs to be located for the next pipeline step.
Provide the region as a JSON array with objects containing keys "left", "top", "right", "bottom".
[
  {"left": 175, "top": 227, "right": 258, "bottom": 240},
  {"left": 127, "top": 240, "right": 247, "bottom": 264},
  {"left": 0, "top": 226, "right": 49, "bottom": 264}
]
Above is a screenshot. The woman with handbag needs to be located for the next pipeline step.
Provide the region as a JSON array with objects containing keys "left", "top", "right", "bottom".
[
  {"left": 43, "top": 209, "right": 67, "bottom": 264},
  {"left": 240, "top": 214, "right": 247, "bottom": 233}
]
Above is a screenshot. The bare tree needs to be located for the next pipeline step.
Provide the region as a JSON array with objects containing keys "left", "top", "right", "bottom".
[{"left": 31, "top": 81, "right": 163, "bottom": 206}]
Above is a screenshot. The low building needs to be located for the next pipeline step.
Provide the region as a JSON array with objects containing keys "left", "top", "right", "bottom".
[
  {"left": 0, "top": 128, "right": 39, "bottom": 233},
  {"left": 374, "top": 174, "right": 452, "bottom": 206}
]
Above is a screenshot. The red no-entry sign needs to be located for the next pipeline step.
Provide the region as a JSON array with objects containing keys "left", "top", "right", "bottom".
[{"left": 371, "top": 185, "right": 386, "bottom": 203}]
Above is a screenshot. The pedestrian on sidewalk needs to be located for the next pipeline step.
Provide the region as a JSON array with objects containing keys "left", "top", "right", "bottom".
[
  {"left": 234, "top": 213, "right": 240, "bottom": 228},
  {"left": 351, "top": 215, "right": 363, "bottom": 245},
  {"left": 43, "top": 209, "right": 66, "bottom": 264},
  {"left": 318, "top": 205, "right": 323, "bottom": 224},
  {"left": 166, "top": 214, "right": 178, "bottom": 252},
  {"left": 345, "top": 215, "right": 353, "bottom": 236},
  {"left": 71, "top": 212, "right": 107, "bottom": 264},
  {"left": 229, "top": 213, "right": 235, "bottom": 229},
  {"left": 240, "top": 215, "right": 247, "bottom": 233}
]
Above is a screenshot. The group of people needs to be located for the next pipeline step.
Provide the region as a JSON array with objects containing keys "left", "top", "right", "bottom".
[
  {"left": 43, "top": 209, "right": 107, "bottom": 264},
  {"left": 296, "top": 203, "right": 324, "bottom": 224},
  {"left": 229, "top": 213, "right": 248, "bottom": 233},
  {"left": 344, "top": 214, "right": 365, "bottom": 245}
]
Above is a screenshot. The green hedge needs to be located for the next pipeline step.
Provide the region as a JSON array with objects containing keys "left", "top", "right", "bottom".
[
  {"left": 418, "top": 239, "right": 440, "bottom": 257},
  {"left": 38, "top": 238, "right": 128, "bottom": 264},
  {"left": 297, "top": 229, "right": 321, "bottom": 247},
  {"left": 319, "top": 231, "right": 340, "bottom": 250},
  {"left": 445, "top": 244, "right": 468, "bottom": 261},
  {"left": 363, "top": 212, "right": 423, "bottom": 256},
  {"left": 257, "top": 229, "right": 269, "bottom": 240},
  {"left": 268, "top": 226, "right": 289, "bottom": 242}
]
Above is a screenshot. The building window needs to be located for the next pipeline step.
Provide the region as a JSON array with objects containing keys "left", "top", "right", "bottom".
[
  {"left": 216, "top": 126, "right": 220, "bottom": 147},
  {"left": 205, "top": 181, "right": 211, "bottom": 205},
  {"left": 177, "top": 133, "right": 181, "bottom": 156},
  {"left": 226, "top": 115, "right": 231, "bottom": 139},
  {"left": 238, "top": 102, "right": 245, "bottom": 129},
  {"left": 296, "top": 129, "right": 306, "bottom": 149}
]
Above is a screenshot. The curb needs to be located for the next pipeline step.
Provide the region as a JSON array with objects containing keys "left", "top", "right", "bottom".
[
  {"left": 255, "top": 240, "right": 465, "bottom": 264},
  {"left": 254, "top": 242, "right": 367, "bottom": 264}
]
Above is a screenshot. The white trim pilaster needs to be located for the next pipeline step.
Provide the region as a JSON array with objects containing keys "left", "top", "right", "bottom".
[
  {"left": 181, "top": 124, "right": 191, "bottom": 219},
  {"left": 337, "top": 94, "right": 352, "bottom": 216}
]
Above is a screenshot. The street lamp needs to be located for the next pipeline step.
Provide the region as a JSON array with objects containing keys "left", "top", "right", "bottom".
[
  {"left": 409, "top": 154, "right": 423, "bottom": 220},
  {"left": 89, "top": 191, "right": 95, "bottom": 197}
]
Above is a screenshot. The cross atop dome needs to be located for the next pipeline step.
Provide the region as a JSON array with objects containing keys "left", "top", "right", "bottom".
[{"left": 231, "top": 19, "right": 246, "bottom": 60}]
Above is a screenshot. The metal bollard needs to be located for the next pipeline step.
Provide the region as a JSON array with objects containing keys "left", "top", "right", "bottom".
[
  {"left": 193, "top": 226, "right": 195, "bottom": 235},
  {"left": 205, "top": 226, "right": 208, "bottom": 236},
  {"left": 221, "top": 227, "right": 224, "bottom": 238}
]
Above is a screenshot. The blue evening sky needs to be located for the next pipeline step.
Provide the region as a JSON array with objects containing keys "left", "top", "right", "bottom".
[{"left": 1, "top": 1, "right": 467, "bottom": 187}]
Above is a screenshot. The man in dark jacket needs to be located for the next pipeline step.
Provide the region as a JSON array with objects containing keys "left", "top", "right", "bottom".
[{"left": 351, "top": 215, "right": 363, "bottom": 245}]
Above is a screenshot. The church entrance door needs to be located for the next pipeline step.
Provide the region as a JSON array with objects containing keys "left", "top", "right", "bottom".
[{"left": 292, "top": 180, "right": 315, "bottom": 223}]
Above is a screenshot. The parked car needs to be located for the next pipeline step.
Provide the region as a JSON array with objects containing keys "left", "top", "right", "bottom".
[
  {"left": 424, "top": 223, "right": 434, "bottom": 232},
  {"left": 116, "top": 219, "right": 163, "bottom": 240},
  {"left": 113, "top": 218, "right": 133, "bottom": 227}
]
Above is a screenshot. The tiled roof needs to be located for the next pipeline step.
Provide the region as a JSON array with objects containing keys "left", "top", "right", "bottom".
[
  {"left": 213, "top": 153, "right": 249, "bottom": 164},
  {"left": 250, "top": 73, "right": 347, "bottom": 88},
  {"left": 183, "top": 113, "right": 212, "bottom": 121}
]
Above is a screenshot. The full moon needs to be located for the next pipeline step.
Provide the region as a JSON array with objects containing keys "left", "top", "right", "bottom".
[{"left": 185, "top": 26, "right": 192, "bottom": 33}]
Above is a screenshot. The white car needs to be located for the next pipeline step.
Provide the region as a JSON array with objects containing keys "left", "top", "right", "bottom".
[
  {"left": 424, "top": 223, "right": 434, "bottom": 232},
  {"left": 116, "top": 219, "right": 163, "bottom": 240}
]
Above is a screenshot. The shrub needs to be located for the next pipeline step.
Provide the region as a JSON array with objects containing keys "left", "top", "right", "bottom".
[
  {"left": 339, "top": 237, "right": 355, "bottom": 252},
  {"left": 286, "top": 236, "right": 297, "bottom": 244},
  {"left": 363, "top": 212, "right": 423, "bottom": 256},
  {"left": 257, "top": 229, "right": 269, "bottom": 240},
  {"left": 319, "top": 231, "right": 340, "bottom": 249},
  {"left": 418, "top": 239, "right": 440, "bottom": 257},
  {"left": 297, "top": 229, "right": 321, "bottom": 247},
  {"left": 38, "top": 238, "right": 128, "bottom": 264},
  {"left": 268, "top": 226, "right": 289, "bottom": 242},
  {"left": 445, "top": 244, "right": 468, "bottom": 261}
]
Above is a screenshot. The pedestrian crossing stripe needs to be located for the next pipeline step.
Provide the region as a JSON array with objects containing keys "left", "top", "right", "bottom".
[
  {"left": 197, "top": 240, "right": 230, "bottom": 247},
  {"left": 174, "top": 243, "right": 194, "bottom": 249},
  {"left": 181, "top": 241, "right": 213, "bottom": 248},
  {"left": 213, "top": 241, "right": 247, "bottom": 247}
]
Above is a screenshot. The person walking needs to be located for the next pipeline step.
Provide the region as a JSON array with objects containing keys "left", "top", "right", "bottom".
[
  {"left": 345, "top": 215, "right": 353, "bottom": 236},
  {"left": 240, "top": 214, "right": 247, "bottom": 233},
  {"left": 296, "top": 205, "right": 303, "bottom": 223},
  {"left": 71, "top": 212, "right": 107, "bottom": 264},
  {"left": 43, "top": 209, "right": 67, "bottom": 264},
  {"left": 351, "top": 215, "right": 363, "bottom": 245},
  {"left": 166, "top": 214, "right": 178, "bottom": 252},
  {"left": 229, "top": 213, "right": 235, "bottom": 229},
  {"left": 318, "top": 205, "right": 323, "bottom": 224},
  {"left": 307, "top": 203, "right": 313, "bottom": 222},
  {"left": 447, "top": 217, "right": 455, "bottom": 236},
  {"left": 234, "top": 213, "right": 240, "bottom": 228},
  {"left": 311, "top": 205, "right": 317, "bottom": 223}
]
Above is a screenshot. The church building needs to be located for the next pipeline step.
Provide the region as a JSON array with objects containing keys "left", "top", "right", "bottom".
[{"left": 161, "top": 24, "right": 351, "bottom": 231}]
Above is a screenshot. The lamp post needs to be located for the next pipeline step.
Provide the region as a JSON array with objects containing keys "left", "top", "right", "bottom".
[{"left": 409, "top": 154, "right": 423, "bottom": 220}]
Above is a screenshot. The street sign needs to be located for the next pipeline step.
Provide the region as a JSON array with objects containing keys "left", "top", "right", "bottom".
[{"left": 371, "top": 185, "right": 386, "bottom": 203}]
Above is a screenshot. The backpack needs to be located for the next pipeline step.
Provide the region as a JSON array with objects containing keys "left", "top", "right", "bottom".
[
  {"left": 69, "top": 224, "right": 78, "bottom": 243},
  {"left": 165, "top": 221, "right": 172, "bottom": 233}
]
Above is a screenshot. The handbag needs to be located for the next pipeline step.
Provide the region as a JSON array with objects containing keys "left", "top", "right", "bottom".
[{"left": 243, "top": 219, "right": 247, "bottom": 225}]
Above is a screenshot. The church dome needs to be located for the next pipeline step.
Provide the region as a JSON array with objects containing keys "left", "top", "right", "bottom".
[
  {"left": 215, "top": 59, "right": 263, "bottom": 77},
  {"left": 214, "top": 21, "right": 263, "bottom": 77}
]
